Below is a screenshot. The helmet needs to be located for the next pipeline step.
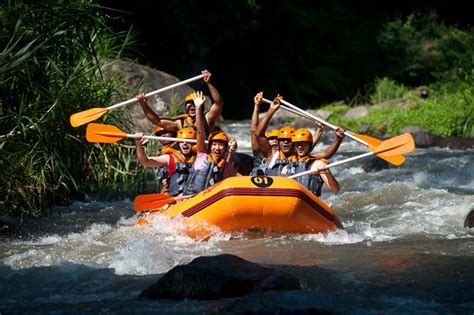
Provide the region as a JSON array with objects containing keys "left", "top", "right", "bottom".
[
  {"left": 208, "top": 131, "right": 229, "bottom": 143},
  {"left": 266, "top": 129, "right": 279, "bottom": 139},
  {"left": 177, "top": 127, "right": 196, "bottom": 140},
  {"left": 154, "top": 126, "right": 176, "bottom": 137},
  {"left": 154, "top": 126, "right": 164, "bottom": 134},
  {"left": 278, "top": 125, "right": 296, "bottom": 139},
  {"left": 292, "top": 128, "right": 312, "bottom": 143},
  {"left": 184, "top": 92, "right": 195, "bottom": 106}
]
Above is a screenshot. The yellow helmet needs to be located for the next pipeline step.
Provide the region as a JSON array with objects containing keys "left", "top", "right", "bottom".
[
  {"left": 177, "top": 127, "right": 196, "bottom": 140},
  {"left": 278, "top": 125, "right": 296, "bottom": 139},
  {"left": 266, "top": 129, "right": 279, "bottom": 139},
  {"left": 184, "top": 92, "right": 195, "bottom": 106},
  {"left": 292, "top": 128, "right": 313, "bottom": 143}
]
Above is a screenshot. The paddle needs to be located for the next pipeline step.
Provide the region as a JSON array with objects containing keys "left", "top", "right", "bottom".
[
  {"left": 70, "top": 74, "right": 204, "bottom": 127},
  {"left": 134, "top": 193, "right": 195, "bottom": 212},
  {"left": 86, "top": 123, "right": 201, "bottom": 144},
  {"left": 289, "top": 133, "right": 415, "bottom": 179},
  {"left": 262, "top": 97, "right": 404, "bottom": 165}
]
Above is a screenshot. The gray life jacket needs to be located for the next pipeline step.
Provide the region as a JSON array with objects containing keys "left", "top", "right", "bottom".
[
  {"left": 287, "top": 159, "right": 323, "bottom": 197},
  {"left": 184, "top": 155, "right": 225, "bottom": 195},
  {"left": 265, "top": 158, "right": 290, "bottom": 176},
  {"left": 168, "top": 161, "right": 193, "bottom": 197}
]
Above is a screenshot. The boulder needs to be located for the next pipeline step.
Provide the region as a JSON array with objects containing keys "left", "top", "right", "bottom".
[
  {"left": 100, "top": 59, "right": 211, "bottom": 132},
  {"left": 362, "top": 156, "right": 391, "bottom": 172},
  {"left": 464, "top": 209, "right": 474, "bottom": 228},
  {"left": 140, "top": 254, "right": 301, "bottom": 300},
  {"left": 342, "top": 106, "right": 369, "bottom": 119},
  {"left": 401, "top": 126, "right": 474, "bottom": 149}
]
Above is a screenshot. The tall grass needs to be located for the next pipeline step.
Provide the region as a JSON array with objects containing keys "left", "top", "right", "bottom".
[{"left": 0, "top": 1, "right": 143, "bottom": 216}]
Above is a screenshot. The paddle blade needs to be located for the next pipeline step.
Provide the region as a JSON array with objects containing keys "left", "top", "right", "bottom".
[
  {"left": 370, "top": 133, "right": 415, "bottom": 165},
  {"left": 86, "top": 123, "right": 126, "bottom": 143},
  {"left": 70, "top": 107, "right": 109, "bottom": 127},
  {"left": 353, "top": 133, "right": 382, "bottom": 147},
  {"left": 134, "top": 194, "right": 175, "bottom": 212}
]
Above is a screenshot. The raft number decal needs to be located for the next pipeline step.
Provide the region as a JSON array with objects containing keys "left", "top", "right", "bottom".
[{"left": 250, "top": 176, "right": 273, "bottom": 188}]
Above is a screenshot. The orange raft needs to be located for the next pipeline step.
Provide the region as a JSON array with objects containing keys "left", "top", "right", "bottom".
[{"left": 137, "top": 176, "right": 343, "bottom": 237}]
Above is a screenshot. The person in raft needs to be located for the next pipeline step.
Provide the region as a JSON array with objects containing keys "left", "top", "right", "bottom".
[
  {"left": 136, "top": 69, "right": 223, "bottom": 139},
  {"left": 251, "top": 92, "right": 325, "bottom": 166},
  {"left": 183, "top": 91, "right": 239, "bottom": 195},
  {"left": 134, "top": 127, "right": 197, "bottom": 197},
  {"left": 283, "top": 128, "right": 340, "bottom": 196},
  {"left": 252, "top": 94, "right": 345, "bottom": 176}
]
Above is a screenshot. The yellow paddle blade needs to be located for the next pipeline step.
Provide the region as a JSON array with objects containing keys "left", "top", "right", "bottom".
[
  {"left": 86, "top": 123, "right": 127, "bottom": 143},
  {"left": 353, "top": 133, "right": 382, "bottom": 146},
  {"left": 369, "top": 133, "right": 415, "bottom": 165},
  {"left": 134, "top": 193, "right": 176, "bottom": 212},
  {"left": 70, "top": 107, "right": 109, "bottom": 127}
]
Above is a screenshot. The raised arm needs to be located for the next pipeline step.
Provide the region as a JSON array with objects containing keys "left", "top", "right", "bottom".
[
  {"left": 193, "top": 91, "right": 207, "bottom": 153},
  {"left": 202, "top": 70, "right": 224, "bottom": 130},
  {"left": 137, "top": 92, "right": 180, "bottom": 131},
  {"left": 311, "top": 122, "right": 325, "bottom": 150},
  {"left": 312, "top": 127, "right": 345, "bottom": 159},
  {"left": 134, "top": 133, "right": 171, "bottom": 168},
  {"left": 255, "top": 95, "right": 282, "bottom": 158},
  {"left": 251, "top": 92, "right": 263, "bottom": 154}
]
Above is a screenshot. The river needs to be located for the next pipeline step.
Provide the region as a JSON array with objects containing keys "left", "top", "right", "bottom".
[{"left": 1, "top": 120, "right": 473, "bottom": 313}]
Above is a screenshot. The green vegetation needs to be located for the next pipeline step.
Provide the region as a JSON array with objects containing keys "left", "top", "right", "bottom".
[
  {"left": 326, "top": 74, "right": 473, "bottom": 137},
  {"left": 322, "top": 12, "right": 474, "bottom": 138},
  {"left": 0, "top": 1, "right": 143, "bottom": 216}
]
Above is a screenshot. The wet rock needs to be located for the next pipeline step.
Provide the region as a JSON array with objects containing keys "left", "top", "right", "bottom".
[
  {"left": 362, "top": 156, "right": 390, "bottom": 172},
  {"left": 464, "top": 209, "right": 474, "bottom": 228},
  {"left": 70, "top": 190, "right": 91, "bottom": 203},
  {"left": 140, "top": 254, "right": 301, "bottom": 300},
  {"left": 230, "top": 152, "right": 255, "bottom": 176},
  {"left": 0, "top": 216, "right": 20, "bottom": 238},
  {"left": 401, "top": 126, "right": 474, "bottom": 149},
  {"left": 342, "top": 106, "right": 369, "bottom": 119}
]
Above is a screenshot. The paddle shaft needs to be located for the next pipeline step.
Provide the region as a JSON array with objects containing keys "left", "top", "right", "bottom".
[
  {"left": 125, "top": 134, "right": 199, "bottom": 144},
  {"left": 108, "top": 74, "right": 204, "bottom": 111},
  {"left": 262, "top": 97, "right": 368, "bottom": 146},
  {"left": 289, "top": 151, "right": 374, "bottom": 179}
]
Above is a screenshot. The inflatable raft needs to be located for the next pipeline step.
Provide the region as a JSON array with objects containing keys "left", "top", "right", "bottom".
[{"left": 137, "top": 176, "right": 343, "bottom": 238}]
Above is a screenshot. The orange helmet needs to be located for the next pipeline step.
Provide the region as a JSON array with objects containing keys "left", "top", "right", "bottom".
[
  {"left": 154, "top": 126, "right": 176, "bottom": 137},
  {"left": 278, "top": 125, "right": 296, "bottom": 139},
  {"left": 266, "top": 129, "right": 279, "bottom": 139},
  {"left": 177, "top": 127, "right": 196, "bottom": 140},
  {"left": 292, "top": 128, "right": 313, "bottom": 143},
  {"left": 154, "top": 126, "right": 164, "bottom": 134},
  {"left": 208, "top": 131, "right": 229, "bottom": 143}
]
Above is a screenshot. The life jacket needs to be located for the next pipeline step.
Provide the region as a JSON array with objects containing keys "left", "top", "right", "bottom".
[
  {"left": 287, "top": 156, "right": 323, "bottom": 197},
  {"left": 178, "top": 114, "right": 211, "bottom": 139},
  {"left": 167, "top": 151, "right": 195, "bottom": 197},
  {"left": 157, "top": 142, "right": 180, "bottom": 156},
  {"left": 155, "top": 145, "right": 181, "bottom": 194},
  {"left": 184, "top": 154, "right": 226, "bottom": 195},
  {"left": 265, "top": 151, "right": 292, "bottom": 176}
]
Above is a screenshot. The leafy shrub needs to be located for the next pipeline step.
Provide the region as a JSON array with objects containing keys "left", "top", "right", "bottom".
[{"left": 0, "top": 1, "right": 139, "bottom": 216}]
